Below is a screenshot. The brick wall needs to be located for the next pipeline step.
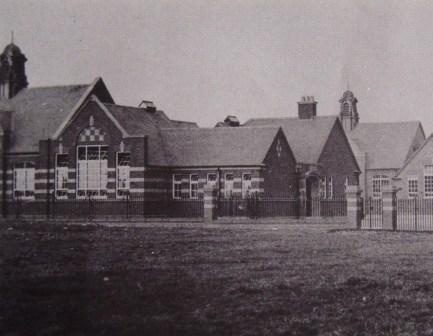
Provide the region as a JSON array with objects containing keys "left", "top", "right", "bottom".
[
  {"left": 263, "top": 129, "right": 297, "bottom": 197},
  {"left": 318, "top": 120, "right": 359, "bottom": 197}
]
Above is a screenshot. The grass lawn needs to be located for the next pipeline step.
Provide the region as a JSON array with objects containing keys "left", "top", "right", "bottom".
[{"left": 1, "top": 221, "right": 433, "bottom": 335}]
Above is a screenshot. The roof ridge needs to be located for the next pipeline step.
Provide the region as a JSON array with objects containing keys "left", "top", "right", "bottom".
[
  {"left": 358, "top": 120, "right": 420, "bottom": 125},
  {"left": 160, "top": 125, "right": 280, "bottom": 131},
  {"left": 103, "top": 102, "right": 148, "bottom": 111},
  {"left": 25, "top": 83, "right": 90, "bottom": 90},
  {"left": 247, "top": 115, "right": 338, "bottom": 121}
]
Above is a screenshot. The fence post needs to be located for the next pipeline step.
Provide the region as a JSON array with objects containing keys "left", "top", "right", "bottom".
[
  {"left": 203, "top": 185, "right": 217, "bottom": 222},
  {"left": 382, "top": 185, "right": 397, "bottom": 231},
  {"left": 346, "top": 185, "right": 362, "bottom": 229}
]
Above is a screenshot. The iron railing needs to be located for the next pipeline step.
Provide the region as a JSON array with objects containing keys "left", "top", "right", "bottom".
[
  {"left": 361, "top": 197, "right": 383, "bottom": 229},
  {"left": 6, "top": 194, "right": 204, "bottom": 219},
  {"left": 397, "top": 198, "right": 433, "bottom": 231}
]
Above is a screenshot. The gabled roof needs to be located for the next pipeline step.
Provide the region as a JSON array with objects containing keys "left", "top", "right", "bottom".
[
  {"left": 349, "top": 121, "right": 422, "bottom": 170},
  {"left": 103, "top": 103, "right": 197, "bottom": 136},
  {"left": 244, "top": 116, "right": 337, "bottom": 164},
  {"left": 159, "top": 126, "right": 282, "bottom": 167},
  {"left": 84, "top": 101, "right": 197, "bottom": 166},
  {"left": 396, "top": 133, "right": 433, "bottom": 177},
  {"left": 0, "top": 77, "right": 113, "bottom": 152}
]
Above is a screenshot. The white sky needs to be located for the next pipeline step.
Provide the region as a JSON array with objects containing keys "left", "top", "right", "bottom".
[{"left": 2, "top": 0, "right": 433, "bottom": 133}]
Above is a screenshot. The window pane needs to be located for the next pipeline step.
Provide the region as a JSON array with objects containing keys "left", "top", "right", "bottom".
[
  {"left": 87, "top": 146, "right": 99, "bottom": 160},
  {"left": 78, "top": 147, "right": 86, "bottom": 160},
  {"left": 56, "top": 154, "right": 69, "bottom": 167}
]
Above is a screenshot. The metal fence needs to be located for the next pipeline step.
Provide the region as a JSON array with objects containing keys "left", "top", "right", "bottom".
[
  {"left": 361, "top": 197, "right": 383, "bottom": 229},
  {"left": 217, "top": 196, "right": 347, "bottom": 218},
  {"left": 397, "top": 198, "right": 433, "bottom": 231},
  {"left": 6, "top": 195, "right": 204, "bottom": 219}
]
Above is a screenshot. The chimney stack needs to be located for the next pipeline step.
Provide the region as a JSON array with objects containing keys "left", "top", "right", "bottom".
[{"left": 298, "top": 96, "right": 317, "bottom": 119}]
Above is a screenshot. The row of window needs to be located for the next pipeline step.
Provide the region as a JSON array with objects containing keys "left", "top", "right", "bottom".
[
  {"left": 372, "top": 165, "right": 433, "bottom": 199},
  {"left": 13, "top": 145, "right": 131, "bottom": 199},
  {"left": 172, "top": 173, "right": 253, "bottom": 199}
]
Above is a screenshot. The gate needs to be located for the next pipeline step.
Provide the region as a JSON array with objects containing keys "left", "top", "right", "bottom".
[
  {"left": 397, "top": 198, "right": 433, "bottom": 231},
  {"left": 361, "top": 197, "right": 383, "bottom": 229}
]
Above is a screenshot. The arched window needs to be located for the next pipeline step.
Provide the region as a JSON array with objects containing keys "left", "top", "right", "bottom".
[{"left": 76, "top": 124, "right": 109, "bottom": 198}]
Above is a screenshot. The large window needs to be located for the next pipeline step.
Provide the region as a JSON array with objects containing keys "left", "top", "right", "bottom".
[
  {"left": 424, "top": 165, "right": 433, "bottom": 198},
  {"left": 77, "top": 145, "right": 108, "bottom": 198},
  {"left": 190, "top": 175, "right": 199, "bottom": 199},
  {"left": 14, "top": 162, "right": 35, "bottom": 199},
  {"left": 117, "top": 152, "right": 130, "bottom": 198},
  {"left": 372, "top": 175, "right": 389, "bottom": 198},
  {"left": 224, "top": 173, "right": 234, "bottom": 198},
  {"left": 173, "top": 174, "right": 182, "bottom": 199},
  {"left": 242, "top": 173, "right": 252, "bottom": 198},
  {"left": 408, "top": 176, "right": 418, "bottom": 198},
  {"left": 55, "top": 154, "right": 69, "bottom": 199}
]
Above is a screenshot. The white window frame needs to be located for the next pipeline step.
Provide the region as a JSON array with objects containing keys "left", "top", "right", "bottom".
[
  {"left": 55, "top": 154, "right": 69, "bottom": 199},
  {"left": 424, "top": 165, "right": 433, "bottom": 198},
  {"left": 13, "top": 162, "right": 35, "bottom": 200},
  {"left": 190, "top": 174, "right": 199, "bottom": 199},
  {"left": 242, "top": 173, "right": 252, "bottom": 198},
  {"left": 116, "top": 152, "right": 131, "bottom": 199},
  {"left": 76, "top": 145, "right": 108, "bottom": 199},
  {"left": 173, "top": 174, "right": 182, "bottom": 199},
  {"left": 207, "top": 173, "right": 217, "bottom": 188},
  {"left": 224, "top": 173, "right": 234, "bottom": 198},
  {"left": 327, "top": 176, "right": 333, "bottom": 199},
  {"left": 408, "top": 176, "right": 418, "bottom": 199},
  {"left": 320, "top": 177, "right": 326, "bottom": 199},
  {"left": 372, "top": 175, "right": 389, "bottom": 199}
]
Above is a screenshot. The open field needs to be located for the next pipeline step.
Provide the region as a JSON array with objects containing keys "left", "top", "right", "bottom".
[{"left": 1, "top": 221, "right": 433, "bottom": 335}]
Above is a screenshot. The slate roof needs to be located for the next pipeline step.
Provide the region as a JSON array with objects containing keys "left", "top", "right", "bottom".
[
  {"left": 349, "top": 121, "right": 422, "bottom": 169},
  {"left": 159, "top": 126, "right": 282, "bottom": 167},
  {"left": 103, "top": 103, "right": 198, "bottom": 166},
  {"left": 0, "top": 84, "right": 91, "bottom": 152},
  {"left": 395, "top": 134, "right": 433, "bottom": 177},
  {"left": 244, "top": 116, "right": 337, "bottom": 164}
]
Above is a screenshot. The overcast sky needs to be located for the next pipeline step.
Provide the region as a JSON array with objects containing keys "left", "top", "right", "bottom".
[{"left": 1, "top": 0, "right": 433, "bottom": 133}]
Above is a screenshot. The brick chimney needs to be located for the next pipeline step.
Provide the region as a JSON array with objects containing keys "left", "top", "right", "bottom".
[{"left": 298, "top": 96, "right": 317, "bottom": 119}]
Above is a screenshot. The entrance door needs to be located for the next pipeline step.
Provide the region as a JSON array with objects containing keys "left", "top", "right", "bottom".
[{"left": 306, "top": 176, "right": 320, "bottom": 216}]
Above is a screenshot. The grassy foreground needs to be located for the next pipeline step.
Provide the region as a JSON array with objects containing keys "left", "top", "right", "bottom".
[{"left": 1, "top": 221, "right": 433, "bottom": 335}]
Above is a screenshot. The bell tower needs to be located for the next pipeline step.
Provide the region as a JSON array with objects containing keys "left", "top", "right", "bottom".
[
  {"left": 339, "top": 90, "right": 358, "bottom": 132},
  {"left": 0, "top": 34, "right": 28, "bottom": 100}
]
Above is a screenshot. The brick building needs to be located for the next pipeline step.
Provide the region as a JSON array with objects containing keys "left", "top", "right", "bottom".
[
  {"left": 0, "top": 42, "right": 297, "bottom": 215},
  {"left": 245, "top": 96, "right": 360, "bottom": 203},
  {"left": 340, "top": 90, "right": 425, "bottom": 200},
  {"left": 394, "top": 134, "right": 433, "bottom": 199}
]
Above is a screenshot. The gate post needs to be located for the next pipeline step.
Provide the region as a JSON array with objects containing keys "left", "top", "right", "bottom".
[
  {"left": 203, "top": 185, "right": 217, "bottom": 222},
  {"left": 382, "top": 185, "right": 397, "bottom": 231},
  {"left": 346, "top": 185, "right": 362, "bottom": 229}
]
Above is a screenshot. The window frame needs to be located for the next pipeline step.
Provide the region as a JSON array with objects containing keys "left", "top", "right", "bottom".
[
  {"left": 224, "top": 173, "right": 234, "bottom": 198},
  {"left": 13, "top": 161, "right": 35, "bottom": 200},
  {"left": 424, "top": 165, "right": 433, "bottom": 198},
  {"left": 241, "top": 173, "right": 252, "bottom": 198},
  {"left": 207, "top": 173, "right": 217, "bottom": 188},
  {"left": 172, "top": 174, "right": 182, "bottom": 200},
  {"left": 76, "top": 145, "right": 109, "bottom": 199},
  {"left": 116, "top": 152, "right": 131, "bottom": 199},
  {"left": 327, "top": 176, "right": 333, "bottom": 199},
  {"left": 372, "top": 175, "right": 389, "bottom": 199},
  {"left": 408, "top": 176, "right": 418, "bottom": 199},
  {"left": 55, "top": 153, "right": 69, "bottom": 199},
  {"left": 190, "top": 174, "right": 199, "bottom": 199}
]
